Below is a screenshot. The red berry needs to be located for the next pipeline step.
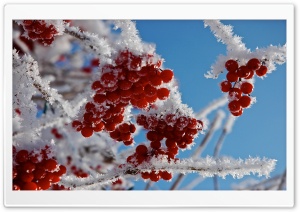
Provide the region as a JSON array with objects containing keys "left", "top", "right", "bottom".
[
  {"left": 150, "top": 171, "right": 161, "bottom": 182},
  {"left": 166, "top": 139, "right": 177, "bottom": 148},
  {"left": 157, "top": 88, "right": 170, "bottom": 100},
  {"left": 106, "top": 91, "right": 120, "bottom": 103},
  {"left": 144, "top": 84, "right": 157, "bottom": 96},
  {"left": 220, "top": 81, "right": 232, "bottom": 92},
  {"left": 239, "top": 96, "right": 251, "bottom": 108},
  {"left": 147, "top": 131, "right": 158, "bottom": 142},
  {"left": 81, "top": 127, "right": 93, "bottom": 137},
  {"left": 176, "top": 116, "right": 189, "bottom": 129},
  {"left": 240, "top": 82, "right": 253, "bottom": 94},
  {"left": 57, "top": 165, "right": 67, "bottom": 176},
  {"left": 150, "top": 141, "right": 161, "bottom": 149},
  {"left": 245, "top": 70, "right": 254, "bottom": 79},
  {"left": 72, "top": 120, "right": 82, "bottom": 128},
  {"left": 228, "top": 100, "right": 242, "bottom": 112},
  {"left": 105, "top": 122, "right": 116, "bottom": 132},
  {"left": 145, "top": 94, "right": 157, "bottom": 103},
  {"left": 119, "top": 80, "right": 132, "bottom": 90},
  {"left": 225, "top": 59, "right": 238, "bottom": 72},
  {"left": 120, "top": 132, "right": 131, "bottom": 141},
  {"left": 91, "top": 81, "right": 103, "bottom": 90},
  {"left": 119, "top": 123, "right": 130, "bottom": 133},
  {"left": 132, "top": 84, "right": 144, "bottom": 95},
  {"left": 237, "top": 66, "right": 251, "bottom": 78},
  {"left": 93, "top": 122, "right": 105, "bottom": 132},
  {"left": 160, "top": 69, "right": 174, "bottom": 83},
  {"left": 247, "top": 58, "right": 261, "bottom": 70},
  {"left": 226, "top": 72, "right": 239, "bottom": 82},
  {"left": 228, "top": 88, "right": 242, "bottom": 100},
  {"left": 93, "top": 94, "right": 106, "bottom": 104},
  {"left": 127, "top": 71, "right": 140, "bottom": 83},
  {"left": 101, "top": 72, "right": 117, "bottom": 87},
  {"left": 16, "top": 150, "right": 29, "bottom": 163},
  {"left": 44, "top": 159, "right": 58, "bottom": 171},
  {"left": 33, "top": 168, "right": 46, "bottom": 180},
  {"left": 110, "top": 129, "right": 121, "bottom": 140},
  {"left": 37, "top": 179, "right": 51, "bottom": 190},
  {"left": 136, "top": 145, "right": 148, "bottom": 155},
  {"left": 22, "top": 161, "right": 36, "bottom": 173},
  {"left": 20, "top": 172, "right": 34, "bottom": 182},
  {"left": 136, "top": 114, "right": 147, "bottom": 126},
  {"left": 149, "top": 75, "right": 162, "bottom": 87},
  {"left": 231, "top": 109, "right": 243, "bottom": 116},
  {"left": 160, "top": 171, "right": 172, "bottom": 181},
  {"left": 22, "top": 182, "right": 37, "bottom": 190},
  {"left": 91, "top": 58, "right": 100, "bottom": 67},
  {"left": 123, "top": 139, "right": 134, "bottom": 146},
  {"left": 136, "top": 98, "right": 148, "bottom": 109},
  {"left": 129, "top": 124, "right": 136, "bottom": 133},
  {"left": 256, "top": 65, "right": 268, "bottom": 77},
  {"left": 141, "top": 172, "right": 150, "bottom": 179}
]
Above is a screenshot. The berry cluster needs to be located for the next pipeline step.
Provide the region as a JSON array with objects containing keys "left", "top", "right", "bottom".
[
  {"left": 70, "top": 165, "right": 89, "bottom": 178},
  {"left": 72, "top": 50, "right": 174, "bottom": 141},
  {"left": 20, "top": 20, "right": 59, "bottom": 46},
  {"left": 124, "top": 114, "right": 203, "bottom": 182},
  {"left": 126, "top": 144, "right": 174, "bottom": 182},
  {"left": 137, "top": 113, "right": 203, "bottom": 150},
  {"left": 13, "top": 146, "right": 66, "bottom": 190},
  {"left": 220, "top": 58, "right": 268, "bottom": 116}
]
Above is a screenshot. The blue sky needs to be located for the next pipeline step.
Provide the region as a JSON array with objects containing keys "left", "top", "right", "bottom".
[{"left": 129, "top": 20, "right": 286, "bottom": 190}]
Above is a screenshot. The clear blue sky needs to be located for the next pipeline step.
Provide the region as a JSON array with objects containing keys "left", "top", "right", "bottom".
[{"left": 128, "top": 20, "right": 286, "bottom": 190}]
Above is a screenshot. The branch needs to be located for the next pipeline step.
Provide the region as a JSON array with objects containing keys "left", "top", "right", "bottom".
[{"left": 61, "top": 156, "right": 276, "bottom": 190}]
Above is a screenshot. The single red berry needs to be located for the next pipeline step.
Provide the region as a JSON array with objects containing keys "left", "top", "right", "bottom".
[
  {"left": 105, "top": 122, "right": 116, "bottom": 132},
  {"left": 141, "top": 172, "right": 150, "bottom": 179},
  {"left": 147, "top": 131, "right": 158, "bottom": 142},
  {"left": 81, "top": 127, "right": 93, "bottom": 137},
  {"left": 256, "top": 65, "right": 268, "bottom": 77},
  {"left": 245, "top": 70, "right": 254, "bottom": 79},
  {"left": 225, "top": 59, "right": 238, "bottom": 72},
  {"left": 91, "top": 58, "right": 100, "bottom": 67},
  {"left": 57, "top": 165, "right": 67, "bottom": 176},
  {"left": 129, "top": 124, "right": 136, "bottom": 133},
  {"left": 165, "top": 139, "right": 177, "bottom": 149},
  {"left": 247, "top": 58, "right": 261, "bottom": 70},
  {"left": 136, "top": 114, "right": 147, "bottom": 126},
  {"left": 123, "top": 139, "right": 134, "bottom": 146},
  {"left": 118, "top": 80, "right": 133, "bottom": 90},
  {"left": 20, "top": 172, "right": 34, "bottom": 182},
  {"left": 150, "top": 141, "right": 161, "bottom": 150},
  {"left": 231, "top": 109, "right": 243, "bottom": 117},
  {"left": 136, "top": 145, "right": 148, "bottom": 155},
  {"left": 220, "top": 81, "right": 232, "bottom": 92},
  {"left": 16, "top": 150, "right": 29, "bottom": 163},
  {"left": 93, "top": 94, "right": 106, "bottom": 104},
  {"left": 150, "top": 171, "right": 161, "bottom": 182},
  {"left": 33, "top": 168, "right": 46, "bottom": 180},
  {"left": 127, "top": 71, "right": 140, "bottom": 83},
  {"left": 119, "top": 123, "right": 130, "bottom": 133},
  {"left": 44, "top": 159, "right": 58, "bottom": 171},
  {"left": 144, "top": 84, "right": 157, "bottom": 96},
  {"left": 226, "top": 72, "right": 239, "bottom": 82},
  {"left": 145, "top": 94, "right": 157, "bottom": 103},
  {"left": 101, "top": 72, "right": 117, "bottom": 87},
  {"left": 93, "top": 122, "right": 105, "bottom": 132},
  {"left": 160, "top": 69, "right": 174, "bottom": 83},
  {"left": 22, "top": 161, "right": 36, "bottom": 173},
  {"left": 22, "top": 182, "right": 37, "bottom": 190},
  {"left": 110, "top": 129, "right": 121, "bottom": 140},
  {"left": 240, "top": 82, "right": 253, "bottom": 94},
  {"left": 37, "top": 179, "right": 51, "bottom": 190},
  {"left": 160, "top": 171, "right": 172, "bottom": 181},
  {"left": 106, "top": 91, "right": 120, "bottom": 103},
  {"left": 237, "top": 66, "right": 251, "bottom": 78},
  {"left": 91, "top": 81, "right": 102, "bottom": 90},
  {"left": 136, "top": 98, "right": 149, "bottom": 109},
  {"left": 176, "top": 116, "right": 189, "bottom": 129},
  {"left": 120, "top": 132, "right": 131, "bottom": 141},
  {"left": 157, "top": 88, "right": 170, "bottom": 100},
  {"left": 72, "top": 120, "right": 82, "bottom": 129},
  {"left": 228, "top": 100, "right": 242, "bottom": 112},
  {"left": 239, "top": 96, "right": 251, "bottom": 108},
  {"left": 149, "top": 75, "right": 162, "bottom": 87},
  {"left": 228, "top": 88, "right": 242, "bottom": 100}
]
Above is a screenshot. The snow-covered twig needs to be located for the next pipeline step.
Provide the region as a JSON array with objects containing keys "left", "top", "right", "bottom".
[
  {"left": 61, "top": 156, "right": 276, "bottom": 190},
  {"left": 204, "top": 20, "right": 286, "bottom": 79}
]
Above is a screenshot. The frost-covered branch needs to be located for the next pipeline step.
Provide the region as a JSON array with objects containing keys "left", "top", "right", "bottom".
[
  {"left": 61, "top": 156, "right": 276, "bottom": 190},
  {"left": 204, "top": 20, "right": 286, "bottom": 79}
]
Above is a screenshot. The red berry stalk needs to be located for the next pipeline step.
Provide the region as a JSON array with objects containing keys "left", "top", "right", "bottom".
[{"left": 220, "top": 58, "right": 268, "bottom": 116}]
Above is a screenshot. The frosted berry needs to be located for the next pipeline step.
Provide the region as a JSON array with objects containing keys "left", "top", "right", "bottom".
[
  {"left": 160, "top": 69, "right": 174, "bottom": 83},
  {"left": 247, "top": 58, "right": 261, "bottom": 70},
  {"left": 220, "top": 81, "right": 232, "bottom": 92},
  {"left": 225, "top": 59, "right": 238, "bottom": 72},
  {"left": 157, "top": 88, "right": 170, "bottom": 100},
  {"left": 240, "top": 82, "right": 253, "bottom": 94},
  {"left": 136, "top": 145, "right": 148, "bottom": 155},
  {"left": 81, "top": 127, "right": 93, "bottom": 137},
  {"left": 256, "top": 65, "right": 268, "bottom": 77},
  {"left": 239, "top": 96, "right": 251, "bottom": 108},
  {"left": 226, "top": 72, "right": 239, "bottom": 82},
  {"left": 228, "top": 100, "right": 242, "bottom": 112}
]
